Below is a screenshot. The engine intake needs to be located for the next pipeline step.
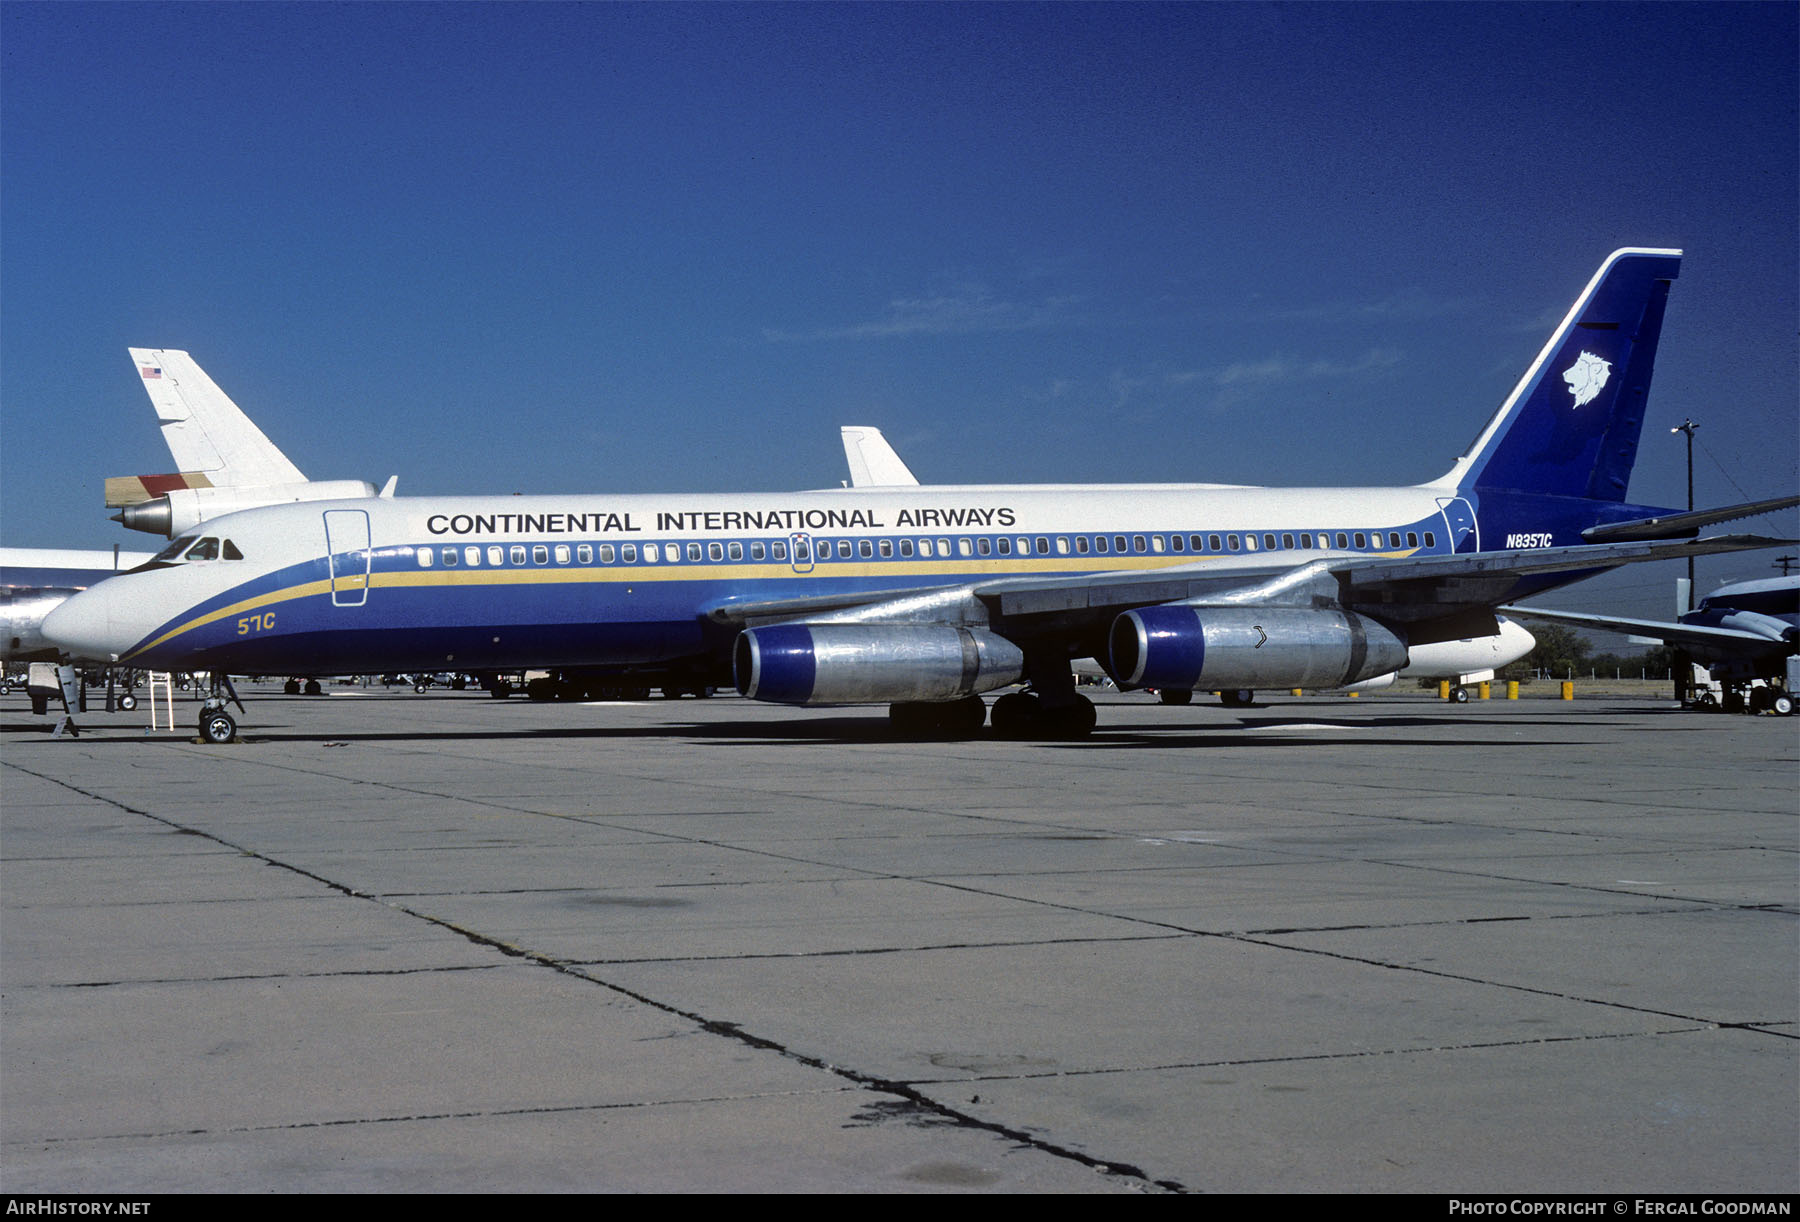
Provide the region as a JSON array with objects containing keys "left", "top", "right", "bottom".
[
  {"left": 1110, "top": 605, "right": 1406, "bottom": 692},
  {"left": 735, "top": 624, "right": 1024, "bottom": 706}
]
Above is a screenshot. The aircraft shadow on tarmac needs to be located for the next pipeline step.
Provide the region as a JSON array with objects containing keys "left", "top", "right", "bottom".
[{"left": 3, "top": 705, "right": 1619, "bottom": 750}]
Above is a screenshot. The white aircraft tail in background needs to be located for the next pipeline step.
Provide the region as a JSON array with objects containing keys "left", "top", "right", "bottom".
[
  {"left": 106, "top": 349, "right": 379, "bottom": 537},
  {"left": 840, "top": 426, "right": 920, "bottom": 487}
]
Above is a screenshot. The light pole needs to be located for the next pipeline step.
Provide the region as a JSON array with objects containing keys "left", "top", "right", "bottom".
[{"left": 1672, "top": 419, "right": 1697, "bottom": 611}]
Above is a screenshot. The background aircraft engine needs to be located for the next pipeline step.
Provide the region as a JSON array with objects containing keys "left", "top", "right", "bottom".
[
  {"left": 735, "top": 624, "right": 1025, "bottom": 706},
  {"left": 112, "top": 480, "right": 379, "bottom": 537},
  {"left": 1110, "top": 605, "right": 1407, "bottom": 692},
  {"left": 1, "top": 588, "right": 80, "bottom": 662}
]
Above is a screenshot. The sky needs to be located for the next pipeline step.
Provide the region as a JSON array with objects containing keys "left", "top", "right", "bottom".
[{"left": 3, "top": 1, "right": 1795, "bottom": 623}]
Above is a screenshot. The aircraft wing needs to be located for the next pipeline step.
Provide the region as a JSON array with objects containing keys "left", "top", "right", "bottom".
[
  {"left": 1499, "top": 604, "right": 1796, "bottom": 651},
  {"left": 1581, "top": 494, "right": 1800, "bottom": 542},
  {"left": 707, "top": 532, "right": 1791, "bottom": 648}
]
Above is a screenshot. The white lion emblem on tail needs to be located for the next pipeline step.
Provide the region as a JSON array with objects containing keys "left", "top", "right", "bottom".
[{"left": 1562, "top": 351, "right": 1612, "bottom": 408}]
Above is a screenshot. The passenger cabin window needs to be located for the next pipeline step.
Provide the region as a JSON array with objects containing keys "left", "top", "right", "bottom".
[
  {"left": 577, "top": 544, "right": 592, "bottom": 563},
  {"left": 1094, "top": 536, "right": 1109, "bottom": 554},
  {"left": 1245, "top": 535, "right": 1258, "bottom": 551},
  {"left": 442, "top": 547, "right": 458, "bottom": 566},
  {"left": 729, "top": 541, "right": 743, "bottom": 561},
  {"left": 899, "top": 539, "right": 914, "bottom": 558},
  {"left": 1170, "top": 535, "right": 1184, "bottom": 552},
  {"left": 751, "top": 541, "right": 765, "bottom": 560},
  {"left": 622, "top": 543, "right": 638, "bottom": 562},
  {"left": 417, "top": 548, "right": 433, "bottom": 568},
  {"left": 958, "top": 538, "right": 973, "bottom": 557},
  {"left": 977, "top": 538, "right": 992, "bottom": 556},
  {"left": 688, "top": 543, "right": 703, "bottom": 562},
  {"left": 465, "top": 546, "right": 482, "bottom": 566},
  {"left": 600, "top": 544, "right": 616, "bottom": 563},
  {"left": 1281, "top": 533, "right": 1294, "bottom": 549},
  {"left": 1423, "top": 531, "right": 1436, "bottom": 548},
  {"left": 838, "top": 540, "right": 853, "bottom": 559},
  {"left": 859, "top": 539, "right": 873, "bottom": 558},
  {"left": 1207, "top": 534, "right": 1222, "bottom": 552},
  {"left": 709, "top": 542, "right": 723, "bottom": 561},
  {"left": 487, "top": 546, "right": 504, "bottom": 566},
  {"left": 1334, "top": 532, "right": 1348, "bottom": 548},
  {"left": 532, "top": 545, "right": 548, "bottom": 564},
  {"left": 1226, "top": 534, "right": 1240, "bottom": 551},
  {"left": 1353, "top": 532, "right": 1366, "bottom": 548},
  {"left": 555, "top": 545, "right": 571, "bottom": 564},
  {"left": 1076, "top": 536, "right": 1090, "bottom": 554},
  {"left": 772, "top": 541, "right": 787, "bottom": 561},
  {"left": 1406, "top": 532, "right": 1419, "bottom": 548},
  {"left": 511, "top": 546, "right": 527, "bottom": 565}
]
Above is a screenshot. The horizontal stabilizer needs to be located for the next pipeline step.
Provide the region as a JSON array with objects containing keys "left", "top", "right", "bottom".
[{"left": 1581, "top": 494, "right": 1800, "bottom": 542}]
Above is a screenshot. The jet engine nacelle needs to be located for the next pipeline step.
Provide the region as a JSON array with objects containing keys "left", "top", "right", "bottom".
[
  {"left": 1715, "top": 610, "right": 1800, "bottom": 645},
  {"left": 113, "top": 480, "right": 379, "bottom": 537},
  {"left": 735, "top": 623, "right": 1025, "bottom": 706},
  {"left": 1109, "top": 605, "right": 1408, "bottom": 692}
]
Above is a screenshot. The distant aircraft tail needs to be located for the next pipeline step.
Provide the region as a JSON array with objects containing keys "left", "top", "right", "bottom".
[
  {"left": 841, "top": 426, "right": 920, "bottom": 487},
  {"left": 1432, "top": 248, "right": 1681, "bottom": 503},
  {"left": 107, "top": 349, "right": 376, "bottom": 537},
  {"left": 125, "top": 348, "right": 306, "bottom": 487}
]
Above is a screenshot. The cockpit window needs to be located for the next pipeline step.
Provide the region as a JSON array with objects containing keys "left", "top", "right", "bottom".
[
  {"left": 154, "top": 535, "right": 198, "bottom": 563},
  {"left": 222, "top": 539, "right": 243, "bottom": 560},
  {"left": 184, "top": 538, "right": 220, "bottom": 561}
]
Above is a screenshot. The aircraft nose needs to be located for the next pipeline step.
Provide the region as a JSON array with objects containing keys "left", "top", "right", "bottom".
[{"left": 42, "top": 585, "right": 128, "bottom": 663}]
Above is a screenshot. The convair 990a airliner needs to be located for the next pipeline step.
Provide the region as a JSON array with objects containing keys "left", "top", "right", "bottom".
[{"left": 43, "top": 249, "right": 1793, "bottom": 741}]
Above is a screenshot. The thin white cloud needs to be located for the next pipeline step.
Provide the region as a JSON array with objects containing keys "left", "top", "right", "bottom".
[{"left": 764, "top": 283, "right": 1080, "bottom": 342}]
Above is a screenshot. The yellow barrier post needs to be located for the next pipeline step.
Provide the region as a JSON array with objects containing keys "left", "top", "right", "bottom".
[
  {"left": 1506, "top": 680, "right": 1519, "bottom": 700},
  {"left": 1560, "top": 680, "right": 1574, "bottom": 700},
  {"left": 1478, "top": 681, "right": 1490, "bottom": 700},
  {"left": 1438, "top": 679, "right": 1451, "bottom": 700}
]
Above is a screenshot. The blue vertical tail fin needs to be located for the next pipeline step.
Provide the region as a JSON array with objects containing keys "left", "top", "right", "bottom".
[{"left": 1433, "top": 248, "right": 1681, "bottom": 502}]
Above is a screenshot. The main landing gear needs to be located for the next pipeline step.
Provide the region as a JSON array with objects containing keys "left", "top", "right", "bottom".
[
  {"left": 987, "top": 653, "right": 1099, "bottom": 740},
  {"left": 884, "top": 689, "right": 1100, "bottom": 740},
  {"left": 990, "top": 690, "right": 1097, "bottom": 739}
]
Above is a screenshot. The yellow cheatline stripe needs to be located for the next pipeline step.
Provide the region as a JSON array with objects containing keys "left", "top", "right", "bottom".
[{"left": 126, "top": 578, "right": 334, "bottom": 660}]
